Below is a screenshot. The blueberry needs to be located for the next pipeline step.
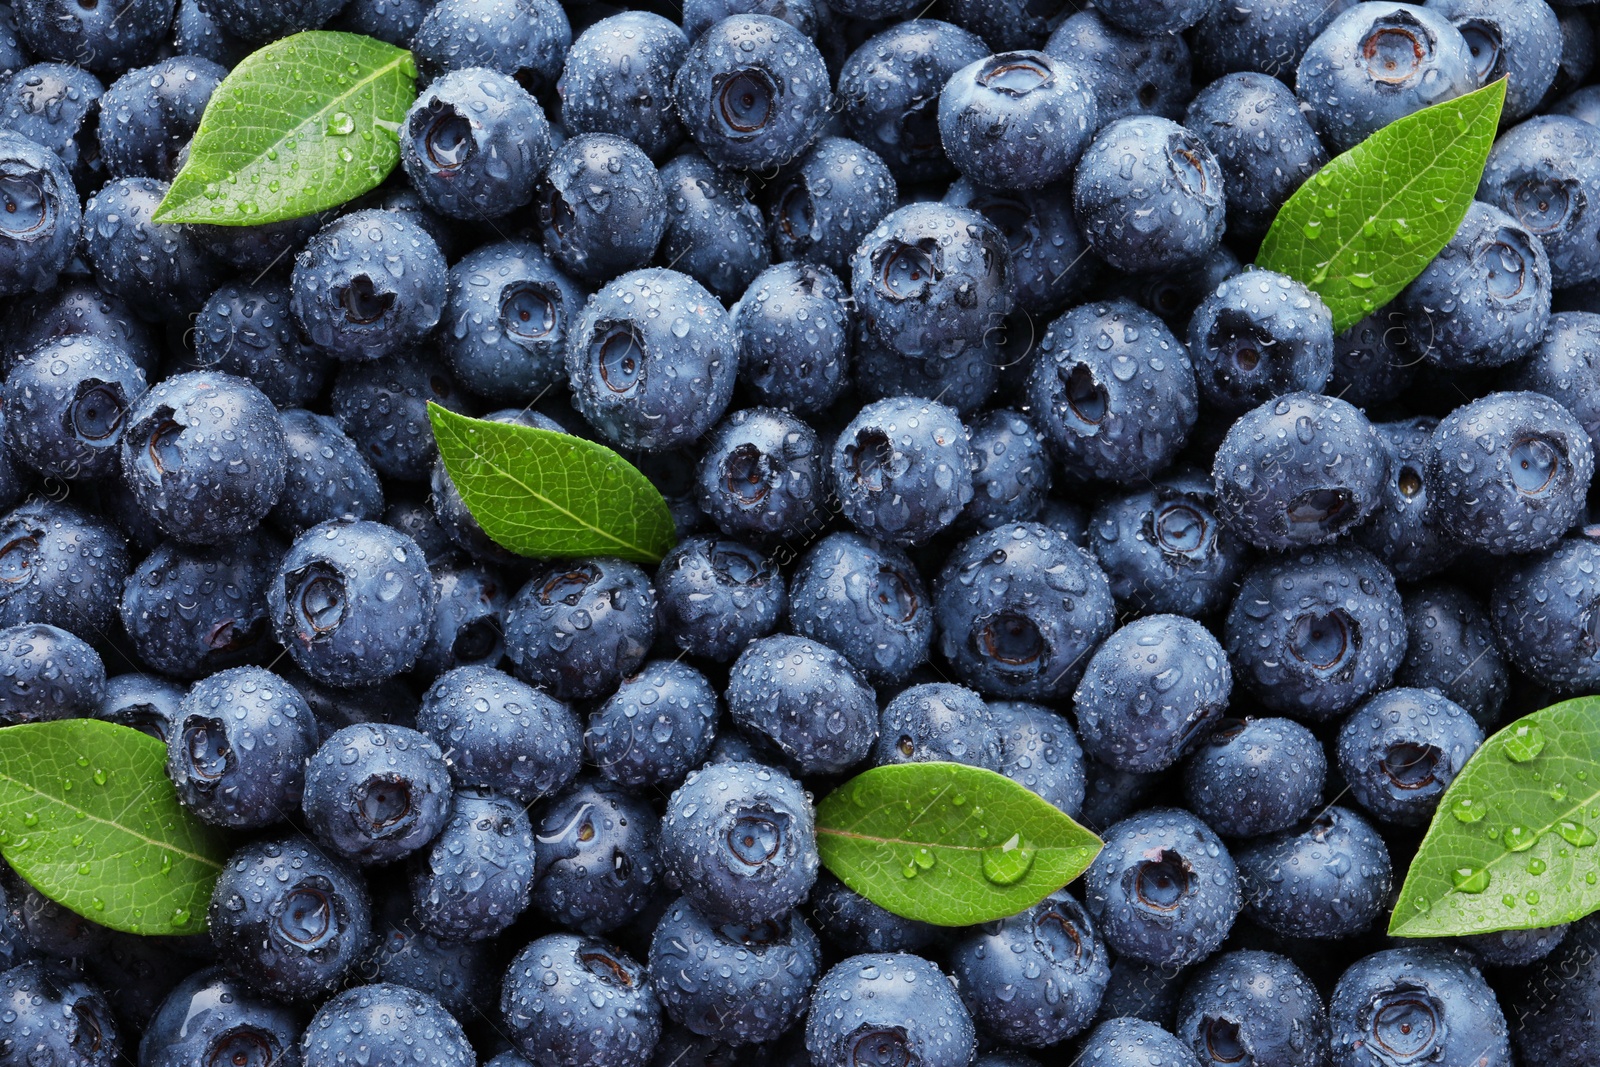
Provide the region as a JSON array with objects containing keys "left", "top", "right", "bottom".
[
  {"left": 767, "top": 138, "right": 897, "bottom": 282},
  {"left": 1184, "top": 73, "right": 1326, "bottom": 239},
  {"left": 1026, "top": 300, "right": 1199, "bottom": 482},
  {"left": 1084, "top": 808, "right": 1240, "bottom": 968},
  {"left": 831, "top": 396, "right": 975, "bottom": 546},
  {"left": 195, "top": 0, "right": 344, "bottom": 41},
  {"left": 140, "top": 967, "right": 303, "bottom": 1067},
  {"left": 852, "top": 318, "right": 1002, "bottom": 417},
  {"left": 1491, "top": 537, "right": 1600, "bottom": 693},
  {"left": 537, "top": 134, "right": 666, "bottom": 285},
  {"left": 992, "top": 700, "right": 1086, "bottom": 817},
  {"left": 1181, "top": 717, "right": 1326, "bottom": 838},
  {"left": 302, "top": 723, "right": 453, "bottom": 865},
  {"left": 412, "top": 0, "right": 572, "bottom": 92},
  {"left": 1074, "top": 615, "right": 1231, "bottom": 774},
  {"left": 409, "top": 787, "right": 534, "bottom": 940},
  {"left": 401, "top": 68, "right": 551, "bottom": 220},
  {"left": 364, "top": 887, "right": 492, "bottom": 1015},
  {"left": 587, "top": 660, "right": 720, "bottom": 788},
  {"left": 1459, "top": 924, "right": 1570, "bottom": 969},
  {"left": 1097, "top": 0, "right": 1213, "bottom": 34},
  {"left": 655, "top": 535, "right": 785, "bottom": 662},
  {"left": 0, "top": 962, "right": 119, "bottom": 1067},
  {"left": 269, "top": 520, "right": 437, "bottom": 688},
  {"left": 1212, "top": 393, "right": 1389, "bottom": 551},
  {"left": 566, "top": 268, "right": 736, "bottom": 452},
  {"left": 96, "top": 57, "right": 224, "bottom": 182},
  {"left": 1296, "top": 2, "right": 1478, "bottom": 153},
  {"left": 0, "top": 623, "right": 104, "bottom": 725},
  {"left": 386, "top": 497, "right": 458, "bottom": 567},
  {"left": 1095, "top": 959, "right": 1185, "bottom": 1030},
  {"left": 1076, "top": 1016, "right": 1199, "bottom": 1067},
  {"left": 934, "top": 521, "right": 1115, "bottom": 700},
  {"left": 1505, "top": 311, "right": 1600, "bottom": 456},
  {"left": 957, "top": 409, "right": 1053, "bottom": 531},
  {"left": 1397, "top": 582, "right": 1509, "bottom": 729},
  {"left": 648, "top": 897, "right": 821, "bottom": 1043},
  {"left": 806, "top": 952, "right": 976, "bottom": 1067},
  {"left": 263, "top": 410, "right": 384, "bottom": 538},
  {"left": 413, "top": 561, "right": 508, "bottom": 677},
  {"left": 1191, "top": 0, "right": 1354, "bottom": 80},
  {"left": 726, "top": 634, "right": 878, "bottom": 774},
  {"left": 1336, "top": 686, "right": 1483, "bottom": 827},
  {"left": 1188, "top": 269, "right": 1335, "bottom": 415},
  {"left": 733, "top": 261, "right": 851, "bottom": 417},
  {"left": 1330, "top": 946, "right": 1510, "bottom": 1067},
  {"left": 330, "top": 352, "right": 472, "bottom": 482},
  {"left": 0, "top": 130, "right": 80, "bottom": 297},
  {"left": 0, "top": 64, "right": 104, "bottom": 187},
  {"left": 1073, "top": 117, "right": 1225, "bottom": 273},
  {"left": 0, "top": 501, "right": 128, "bottom": 635},
  {"left": 808, "top": 872, "right": 940, "bottom": 956},
  {"left": 937, "top": 51, "right": 1097, "bottom": 192},
  {"left": 1176, "top": 950, "right": 1330, "bottom": 1067},
  {"left": 697, "top": 407, "right": 821, "bottom": 543},
  {"left": 787, "top": 533, "right": 932, "bottom": 686},
  {"left": 301, "top": 984, "right": 473, "bottom": 1067},
  {"left": 3, "top": 336, "right": 142, "bottom": 484},
  {"left": 1045, "top": 11, "right": 1193, "bottom": 125},
  {"left": 942, "top": 180, "right": 1095, "bottom": 318},
  {"left": 13, "top": 0, "right": 169, "bottom": 72},
  {"left": 328, "top": 0, "right": 431, "bottom": 45},
  {"left": 187, "top": 281, "right": 330, "bottom": 409},
  {"left": 1427, "top": 390, "right": 1594, "bottom": 555},
  {"left": 874, "top": 682, "right": 1001, "bottom": 770},
  {"left": 1511, "top": 915, "right": 1600, "bottom": 1064},
  {"left": 952, "top": 891, "right": 1110, "bottom": 1047},
  {"left": 1353, "top": 417, "right": 1461, "bottom": 581},
  {"left": 558, "top": 13, "right": 688, "bottom": 160},
  {"left": 1480, "top": 116, "right": 1600, "bottom": 288},
  {"left": 503, "top": 557, "right": 656, "bottom": 701},
  {"left": 82, "top": 178, "right": 221, "bottom": 321},
  {"left": 530, "top": 777, "right": 661, "bottom": 935},
  {"left": 1235, "top": 806, "right": 1392, "bottom": 939},
  {"left": 2, "top": 280, "right": 159, "bottom": 378},
  {"left": 1327, "top": 304, "right": 1419, "bottom": 410},
  {"left": 1427, "top": 0, "right": 1561, "bottom": 121},
  {"left": 208, "top": 835, "right": 372, "bottom": 1002},
  {"left": 1103, "top": 244, "right": 1243, "bottom": 330},
  {"left": 94, "top": 673, "right": 185, "bottom": 740},
  {"left": 656, "top": 152, "right": 769, "bottom": 302},
  {"left": 502, "top": 934, "right": 661, "bottom": 1067},
  {"left": 418, "top": 661, "right": 580, "bottom": 802},
  {"left": 290, "top": 210, "right": 447, "bottom": 363}
]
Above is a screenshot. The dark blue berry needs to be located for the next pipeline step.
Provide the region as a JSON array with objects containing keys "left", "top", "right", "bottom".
[
  {"left": 1335, "top": 686, "right": 1483, "bottom": 827},
  {"left": 1329, "top": 947, "right": 1509, "bottom": 1067},
  {"left": 96, "top": 57, "right": 225, "bottom": 181},
  {"left": 411, "top": 0, "right": 572, "bottom": 92},
  {"left": 654, "top": 535, "right": 785, "bottom": 663},
  {"left": 1187, "top": 269, "right": 1334, "bottom": 415},
  {"left": 1397, "top": 582, "right": 1509, "bottom": 730},
  {"left": 1478, "top": 115, "right": 1600, "bottom": 288},
  {"left": 0, "top": 130, "right": 80, "bottom": 297},
  {"left": 726, "top": 634, "right": 878, "bottom": 775},
  {"left": 503, "top": 557, "right": 655, "bottom": 701},
  {"left": 0, "top": 623, "right": 104, "bottom": 725},
  {"left": 330, "top": 353, "right": 471, "bottom": 483},
  {"left": 1354, "top": 416, "right": 1461, "bottom": 581},
  {"left": 538, "top": 133, "right": 665, "bottom": 285},
  {"left": 300, "top": 984, "right": 473, "bottom": 1067},
  {"left": 1045, "top": 11, "right": 1193, "bottom": 125},
  {"left": 302, "top": 723, "right": 453, "bottom": 865},
  {"left": 787, "top": 532, "right": 931, "bottom": 686},
  {"left": 697, "top": 407, "right": 821, "bottom": 543},
  {"left": 530, "top": 776, "right": 661, "bottom": 935},
  {"left": 587, "top": 660, "right": 720, "bottom": 788},
  {"left": 0, "top": 962, "right": 119, "bottom": 1067},
  {"left": 656, "top": 152, "right": 769, "bottom": 302},
  {"left": 418, "top": 664, "right": 581, "bottom": 804},
  {"left": 806, "top": 953, "right": 976, "bottom": 1067},
  {"left": 401, "top": 68, "right": 551, "bottom": 220},
  {"left": 1235, "top": 806, "right": 1392, "bottom": 939},
  {"left": 558, "top": 13, "right": 687, "bottom": 160},
  {"left": 1491, "top": 537, "right": 1600, "bottom": 693},
  {"left": 95, "top": 673, "right": 184, "bottom": 740},
  {"left": 1175, "top": 950, "right": 1330, "bottom": 1067},
  {"left": 938, "top": 51, "right": 1097, "bottom": 191},
  {"left": 768, "top": 137, "right": 898, "bottom": 280},
  {"left": 414, "top": 561, "right": 508, "bottom": 677},
  {"left": 410, "top": 788, "right": 534, "bottom": 940},
  {"left": 831, "top": 396, "right": 975, "bottom": 546},
  {"left": 141, "top": 967, "right": 303, "bottom": 1067},
  {"left": 1181, "top": 717, "right": 1326, "bottom": 838},
  {"left": 501, "top": 935, "right": 661, "bottom": 1067},
  {"left": 188, "top": 281, "right": 330, "bottom": 409},
  {"left": 0, "top": 501, "right": 128, "bottom": 635},
  {"left": 82, "top": 178, "right": 221, "bottom": 320}
]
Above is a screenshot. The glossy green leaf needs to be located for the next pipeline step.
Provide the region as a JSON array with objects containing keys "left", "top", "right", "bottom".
[
  {"left": 0, "top": 720, "right": 230, "bottom": 935},
  {"left": 816, "top": 762, "right": 1103, "bottom": 926},
  {"left": 1258, "top": 78, "right": 1507, "bottom": 332},
  {"left": 428, "top": 404, "right": 676, "bottom": 565},
  {"left": 1391, "top": 697, "right": 1600, "bottom": 938},
  {"left": 155, "top": 31, "right": 416, "bottom": 225}
]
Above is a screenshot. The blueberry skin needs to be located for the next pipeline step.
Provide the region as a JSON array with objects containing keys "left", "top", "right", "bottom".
[
  {"left": 189, "top": 213, "right": 325, "bottom": 280},
  {"left": 385, "top": 498, "right": 457, "bottom": 567},
  {"left": 1103, "top": 244, "right": 1243, "bottom": 331},
  {"left": 697, "top": 407, "right": 821, "bottom": 543},
  {"left": 1074, "top": 615, "right": 1231, "bottom": 774},
  {"left": 808, "top": 872, "right": 941, "bottom": 955},
  {"left": 537, "top": 134, "right": 666, "bottom": 285},
  {"left": 806, "top": 953, "right": 976, "bottom": 1067},
  {"left": 1398, "top": 583, "right": 1508, "bottom": 730},
  {"left": 1460, "top": 924, "right": 1570, "bottom": 969},
  {"left": 3, "top": 279, "right": 159, "bottom": 378},
  {"left": 726, "top": 634, "right": 878, "bottom": 774},
  {"left": 684, "top": 0, "right": 828, "bottom": 38},
  {"left": 530, "top": 777, "right": 661, "bottom": 935},
  {"left": 947, "top": 181, "right": 1095, "bottom": 320},
  {"left": 290, "top": 210, "right": 447, "bottom": 363},
  {"left": 1400, "top": 201, "right": 1552, "bottom": 370},
  {"left": 1212, "top": 393, "right": 1389, "bottom": 551},
  {"left": 82, "top": 178, "right": 221, "bottom": 321},
  {"left": 120, "top": 531, "right": 281, "bottom": 679},
  {"left": 1354, "top": 417, "right": 1461, "bottom": 582},
  {"left": 1191, "top": 0, "right": 1354, "bottom": 80},
  {"left": 1183, "top": 73, "right": 1325, "bottom": 239},
  {"left": 409, "top": 788, "right": 534, "bottom": 941},
  {"left": 419, "top": 662, "right": 582, "bottom": 806},
  {"left": 1045, "top": 11, "right": 1193, "bottom": 125},
  {"left": 850, "top": 202, "right": 1014, "bottom": 362},
  {"left": 413, "top": 562, "right": 508, "bottom": 678},
  {"left": 1511, "top": 915, "right": 1600, "bottom": 1065},
  {"left": 992, "top": 700, "right": 1086, "bottom": 817},
  {"left": 188, "top": 282, "right": 330, "bottom": 409},
  {"left": 935, "top": 521, "right": 1116, "bottom": 700},
  {"left": 1235, "top": 806, "right": 1392, "bottom": 939},
  {"left": 1096, "top": 0, "right": 1213, "bottom": 34},
  {"left": 1176, "top": 950, "right": 1330, "bottom": 1067},
  {"left": 1330, "top": 947, "right": 1510, "bottom": 1067},
  {"left": 660, "top": 760, "right": 818, "bottom": 924},
  {"left": 937, "top": 51, "right": 1097, "bottom": 192},
  {"left": 831, "top": 396, "right": 975, "bottom": 546},
  {"left": 853, "top": 318, "right": 1002, "bottom": 417},
  {"left": 1428, "top": 0, "right": 1560, "bottom": 121},
  {"left": 140, "top": 966, "right": 304, "bottom": 1067},
  {"left": 787, "top": 532, "right": 932, "bottom": 686},
  {"left": 300, "top": 984, "right": 473, "bottom": 1067},
  {"left": 566, "top": 268, "right": 736, "bottom": 452},
  {"left": 1491, "top": 538, "right": 1600, "bottom": 693},
  {"left": 503, "top": 558, "right": 656, "bottom": 701},
  {"left": 768, "top": 138, "right": 897, "bottom": 282},
  {"left": 0, "top": 130, "right": 80, "bottom": 297},
  {"left": 951, "top": 892, "right": 1110, "bottom": 1047},
  {"left": 208, "top": 835, "right": 373, "bottom": 1002},
  {"left": 960, "top": 409, "right": 1052, "bottom": 531},
  {"left": 95, "top": 673, "right": 186, "bottom": 741},
  {"left": 270, "top": 411, "right": 384, "bottom": 538},
  {"left": 1087, "top": 470, "right": 1252, "bottom": 619},
  {"left": 1073, "top": 117, "right": 1226, "bottom": 274},
  {"left": 303, "top": 724, "right": 453, "bottom": 866},
  {"left": 412, "top": 0, "right": 572, "bottom": 91},
  {"left": 733, "top": 261, "right": 851, "bottom": 416},
  {"left": 1181, "top": 717, "right": 1326, "bottom": 838},
  {"left": 96, "top": 56, "right": 224, "bottom": 181},
  {"left": 1224, "top": 546, "right": 1406, "bottom": 721},
  {"left": 1327, "top": 303, "right": 1418, "bottom": 410},
  {"left": 0, "top": 624, "right": 105, "bottom": 725},
  {"left": 654, "top": 535, "right": 785, "bottom": 663},
  {"left": 401, "top": 68, "right": 551, "bottom": 221},
  {"left": 874, "top": 682, "right": 1002, "bottom": 770},
  {"left": 328, "top": 0, "right": 430, "bottom": 45},
  {"left": 559, "top": 13, "right": 688, "bottom": 160},
  {"left": 586, "top": 660, "right": 720, "bottom": 788},
  {"left": 1094, "top": 959, "right": 1184, "bottom": 1031},
  {"left": 3, "top": 336, "right": 144, "bottom": 481},
  {"left": 365, "top": 887, "right": 492, "bottom": 1015},
  {"left": 1188, "top": 269, "right": 1335, "bottom": 415},
  {"left": 330, "top": 352, "right": 472, "bottom": 482},
  {"left": 0, "top": 962, "right": 120, "bottom": 1067},
  {"left": 1506, "top": 311, "right": 1600, "bottom": 456},
  {"left": 13, "top": 0, "right": 170, "bottom": 72},
  {"left": 0, "top": 501, "right": 129, "bottom": 636},
  {"left": 0, "top": 64, "right": 104, "bottom": 187},
  {"left": 1026, "top": 300, "right": 1199, "bottom": 483},
  {"left": 196, "top": 0, "right": 343, "bottom": 41},
  {"left": 1426, "top": 390, "right": 1594, "bottom": 555},
  {"left": 657, "top": 152, "right": 769, "bottom": 302},
  {"left": 648, "top": 897, "right": 821, "bottom": 1043},
  {"left": 502, "top": 934, "right": 661, "bottom": 1067},
  {"left": 1336, "top": 687, "right": 1483, "bottom": 827},
  {"left": 1479, "top": 116, "right": 1600, "bottom": 287},
  {"left": 837, "top": 20, "right": 989, "bottom": 183}
]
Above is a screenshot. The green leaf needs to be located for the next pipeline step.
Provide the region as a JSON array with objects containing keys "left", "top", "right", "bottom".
[
  {"left": 154, "top": 31, "right": 417, "bottom": 225},
  {"left": 428, "top": 403, "right": 677, "bottom": 565},
  {"left": 1390, "top": 697, "right": 1600, "bottom": 938},
  {"left": 1257, "top": 78, "right": 1507, "bottom": 332},
  {"left": 815, "top": 762, "right": 1103, "bottom": 926},
  {"left": 0, "top": 720, "right": 230, "bottom": 936}
]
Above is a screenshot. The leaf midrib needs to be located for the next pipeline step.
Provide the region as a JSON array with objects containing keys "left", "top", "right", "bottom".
[
  {"left": 818, "top": 825, "right": 1083, "bottom": 854},
  {"left": 0, "top": 767, "right": 223, "bottom": 871}
]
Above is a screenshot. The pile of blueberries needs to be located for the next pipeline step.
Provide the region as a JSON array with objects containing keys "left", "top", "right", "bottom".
[{"left": 4, "top": 0, "right": 1600, "bottom": 1063}]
